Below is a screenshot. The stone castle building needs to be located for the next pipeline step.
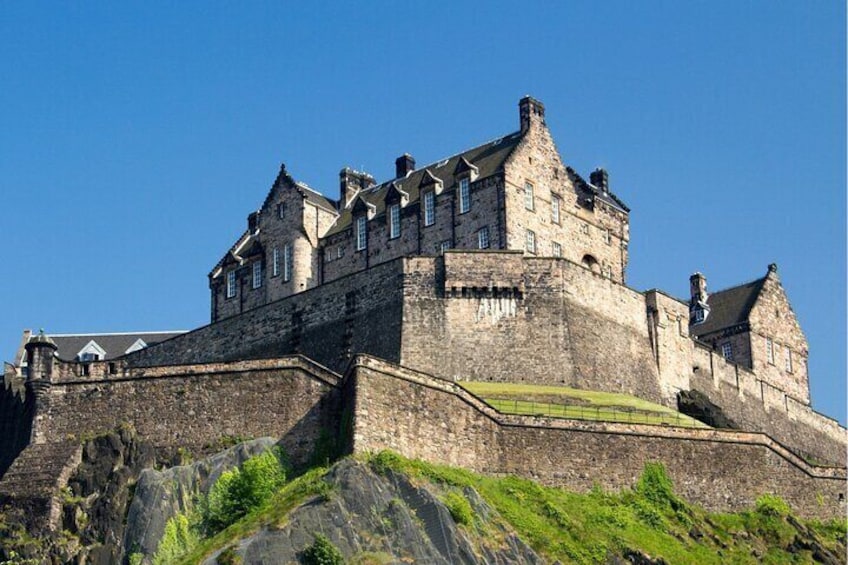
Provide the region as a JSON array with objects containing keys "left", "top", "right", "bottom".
[
  {"left": 1, "top": 97, "right": 845, "bottom": 538},
  {"left": 209, "top": 97, "right": 629, "bottom": 322}
]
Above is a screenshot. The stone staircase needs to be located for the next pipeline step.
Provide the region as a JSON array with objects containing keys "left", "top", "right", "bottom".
[{"left": 0, "top": 441, "right": 82, "bottom": 531}]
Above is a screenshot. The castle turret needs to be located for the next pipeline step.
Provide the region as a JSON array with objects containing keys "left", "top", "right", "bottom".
[{"left": 23, "top": 330, "right": 57, "bottom": 443}]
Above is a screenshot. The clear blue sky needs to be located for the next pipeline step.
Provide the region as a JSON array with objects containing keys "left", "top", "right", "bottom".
[{"left": 1, "top": 2, "right": 844, "bottom": 424}]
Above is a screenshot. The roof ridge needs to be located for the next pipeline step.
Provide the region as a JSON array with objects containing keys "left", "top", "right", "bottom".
[
  {"left": 47, "top": 331, "right": 187, "bottom": 337},
  {"left": 709, "top": 275, "right": 767, "bottom": 296}
]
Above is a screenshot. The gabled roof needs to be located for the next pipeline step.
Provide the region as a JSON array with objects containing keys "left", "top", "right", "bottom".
[
  {"left": 324, "top": 131, "right": 525, "bottom": 237},
  {"left": 567, "top": 167, "right": 630, "bottom": 213},
  {"left": 19, "top": 331, "right": 186, "bottom": 363},
  {"left": 690, "top": 277, "right": 766, "bottom": 337}
]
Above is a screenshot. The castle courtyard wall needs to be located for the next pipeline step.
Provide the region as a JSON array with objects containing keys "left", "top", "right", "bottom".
[{"left": 347, "top": 356, "right": 846, "bottom": 520}]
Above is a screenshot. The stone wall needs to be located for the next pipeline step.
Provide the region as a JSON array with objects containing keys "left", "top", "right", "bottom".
[
  {"left": 401, "top": 252, "right": 664, "bottom": 403},
  {"left": 0, "top": 373, "right": 33, "bottom": 478},
  {"left": 130, "top": 259, "right": 406, "bottom": 373},
  {"left": 347, "top": 355, "right": 846, "bottom": 520},
  {"left": 31, "top": 357, "right": 340, "bottom": 466},
  {"left": 690, "top": 344, "right": 845, "bottom": 466}
]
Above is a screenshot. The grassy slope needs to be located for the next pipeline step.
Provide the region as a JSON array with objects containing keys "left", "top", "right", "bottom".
[
  {"left": 460, "top": 381, "right": 709, "bottom": 428},
  {"left": 178, "top": 452, "right": 846, "bottom": 565}
]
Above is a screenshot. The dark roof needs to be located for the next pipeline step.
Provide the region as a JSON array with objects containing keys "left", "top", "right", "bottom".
[
  {"left": 324, "top": 131, "right": 524, "bottom": 236},
  {"left": 43, "top": 332, "right": 186, "bottom": 362},
  {"left": 690, "top": 277, "right": 766, "bottom": 337}
]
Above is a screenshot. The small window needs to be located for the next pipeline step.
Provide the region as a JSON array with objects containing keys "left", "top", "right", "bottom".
[
  {"left": 552, "top": 242, "right": 562, "bottom": 257},
  {"left": 226, "top": 271, "right": 237, "bottom": 298},
  {"left": 524, "top": 182, "right": 535, "bottom": 211},
  {"left": 252, "top": 261, "right": 263, "bottom": 289},
  {"left": 283, "top": 243, "right": 293, "bottom": 282},
  {"left": 389, "top": 203, "right": 401, "bottom": 239},
  {"left": 766, "top": 338, "right": 775, "bottom": 364},
  {"left": 693, "top": 309, "right": 705, "bottom": 323},
  {"left": 580, "top": 223, "right": 589, "bottom": 235},
  {"left": 602, "top": 265, "right": 612, "bottom": 279},
  {"left": 272, "top": 247, "right": 280, "bottom": 277},
  {"left": 81, "top": 363, "right": 91, "bottom": 377},
  {"left": 79, "top": 352, "right": 100, "bottom": 362},
  {"left": 278, "top": 203, "right": 287, "bottom": 219},
  {"left": 459, "top": 178, "right": 470, "bottom": 214},
  {"left": 604, "top": 228, "right": 612, "bottom": 245},
  {"left": 525, "top": 229, "right": 536, "bottom": 254},
  {"left": 355, "top": 216, "right": 367, "bottom": 251},
  {"left": 721, "top": 342, "right": 733, "bottom": 361},
  {"left": 785, "top": 349, "right": 793, "bottom": 373},
  {"left": 438, "top": 240, "right": 451, "bottom": 254},
  {"left": 423, "top": 191, "right": 435, "bottom": 226},
  {"left": 478, "top": 227, "right": 490, "bottom": 249},
  {"left": 551, "top": 195, "right": 561, "bottom": 224}
]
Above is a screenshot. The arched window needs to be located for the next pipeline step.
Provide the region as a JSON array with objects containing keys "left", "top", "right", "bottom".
[{"left": 581, "top": 254, "right": 600, "bottom": 274}]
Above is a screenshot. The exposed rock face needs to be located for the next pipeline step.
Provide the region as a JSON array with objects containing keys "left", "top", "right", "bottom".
[
  {"left": 202, "top": 459, "right": 544, "bottom": 565},
  {"left": 123, "top": 438, "right": 278, "bottom": 561},
  {"left": 677, "top": 389, "right": 739, "bottom": 429}
]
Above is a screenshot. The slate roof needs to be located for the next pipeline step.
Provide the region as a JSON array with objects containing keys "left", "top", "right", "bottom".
[
  {"left": 324, "top": 131, "right": 525, "bottom": 236},
  {"left": 690, "top": 277, "right": 766, "bottom": 337},
  {"left": 42, "top": 331, "right": 186, "bottom": 362}
]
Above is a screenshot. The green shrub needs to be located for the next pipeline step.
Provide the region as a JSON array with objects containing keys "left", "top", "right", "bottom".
[
  {"left": 634, "top": 462, "right": 678, "bottom": 509},
  {"left": 370, "top": 451, "right": 404, "bottom": 476},
  {"left": 202, "top": 448, "right": 287, "bottom": 532},
  {"left": 754, "top": 494, "right": 791, "bottom": 518},
  {"left": 302, "top": 533, "right": 345, "bottom": 565},
  {"left": 443, "top": 491, "right": 474, "bottom": 526},
  {"left": 152, "top": 513, "right": 199, "bottom": 565}
]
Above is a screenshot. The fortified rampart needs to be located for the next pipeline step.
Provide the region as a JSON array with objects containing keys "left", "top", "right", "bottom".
[
  {"left": 125, "top": 251, "right": 844, "bottom": 466},
  {"left": 347, "top": 356, "right": 845, "bottom": 521}
]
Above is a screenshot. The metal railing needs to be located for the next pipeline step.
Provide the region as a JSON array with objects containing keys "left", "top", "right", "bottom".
[{"left": 484, "top": 398, "right": 708, "bottom": 429}]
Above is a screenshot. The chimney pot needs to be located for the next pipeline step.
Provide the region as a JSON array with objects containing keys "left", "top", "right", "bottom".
[{"left": 395, "top": 154, "right": 415, "bottom": 178}]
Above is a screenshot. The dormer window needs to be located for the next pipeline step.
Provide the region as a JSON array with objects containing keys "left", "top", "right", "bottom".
[
  {"left": 79, "top": 352, "right": 100, "bottom": 362},
  {"left": 252, "top": 261, "right": 263, "bottom": 289},
  {"left": 226, "top": 271, "right": 237, "bottom": 298},
  {"left": 356, "top": 216, "right": 367, "bottom": 251},
  {"left": 423, "top": 191, "right": 435, "bottom": 226},
  {"left": 524, "top": 182, "right": 535, "bottom": 211},
  {"left": 388, "top": 203, "right": 401, "bottom": 239},
  {"left": 459, "top": 178, "right": 470, "bottom": 214},
  {"left": 693, "top": 308, "right": 705, "bottom": 323}
]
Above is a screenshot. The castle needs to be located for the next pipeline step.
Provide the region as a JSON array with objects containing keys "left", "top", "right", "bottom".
[{"left": 1, "top": 97, "right": 845, "bottom": 536}]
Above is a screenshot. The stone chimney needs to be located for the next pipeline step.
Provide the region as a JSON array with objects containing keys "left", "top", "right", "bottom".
[
  {"left": 689, "top": 272, "right": 710, "bottom": 325},
  {"left": 247, "top": 211, "right": 259, "bottom": 234},
  {"left": 339, "top": 168, "right": 376, "bottom": 209},
  {"left": 590, "top": 168, "right": 609, "bottom": 194},
  {"left": 395, "top": 154, "right": 415, "bottom": 178},
  {"left": 519, "top": 96, "right": 545, "bottom": 133}
]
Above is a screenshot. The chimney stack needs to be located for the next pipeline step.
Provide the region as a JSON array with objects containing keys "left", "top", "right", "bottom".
[
  {"left": 395, "top": 154, "right": 415, "bottom": 178},
  {"left": 590, "top": 168, "right": 609, "bottom": 194},
  {"left": 689, "top": 272, "right": 710, "bottom": 325},
  {"left": 519, "top": 96, "right": 545, "bottom": 133},
  {"left": 339, "top": 167, "right": 376, "bottom": 209}
]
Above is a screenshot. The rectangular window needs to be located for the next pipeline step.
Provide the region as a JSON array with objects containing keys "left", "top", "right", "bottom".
[
  {"left": 226, "top": 271, "right": 237, "bottom": 298},
  {"left": 252, "top": 261, "right": 262, "bottom": 289},
  {"left": 477, "top": 227, "right": 490, "bottom": 249},
  {"left": 389, "top": 203, "right": 401, "bottom": 239},
  {"left": 552, "top": 242, "right": 562, "bottom": 257},
  {"left": 439, "top": 240, "right": 451, "bottom": 254},
  {"left": 551, "top": 195, "right": 561, "bottom": 224},
  {"left": 785, "top": 349, "right": 793, "bottom": 372},
  {"left": 355, "top": 216, "right": 367, "bottom": 251},
  {"left": 283, "top": 243, "right": 293, "bottom": 282},
  {"left": 459, "top": 178, "right": 470, "bottom": 214},
  {"left": 278, "top": 203, "right": 287, "bottom": 219},
  {"left": 721, "top": 342, "right": 734, "bottom": 361},
  {"left": 423, "top": 191, "right": 435, "bottom": 226},
  {"left": 605, "top": 228, "right": 612, "bottom": 245},
  {"left": 525, "top": 229, "right": 536, "bottom": 254},
  {"left": 766, "top": 338, "right": 774, "bottom": 364},
  {"left": 694, "top": 309, "right": 705, "bottom": 323},
  {"left": 272, "top": 247, "right": 280, "bottom": 277},
  {"left": 603, "top": 265, "right": 612, "bottom": 279},
  {"left": 581, "top": 222, "right": 589, "bottom": 235},
  {"left": 524, "top": 182, "right": 535, "bottom": 211}
]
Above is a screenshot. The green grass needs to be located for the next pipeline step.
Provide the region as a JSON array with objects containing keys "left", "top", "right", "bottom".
[
  {"left": 166, "top": 452, "right": 845, "bottom": 565},
  {"left": 460, "top": 381, "right": 709, "bottom": 428}
]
